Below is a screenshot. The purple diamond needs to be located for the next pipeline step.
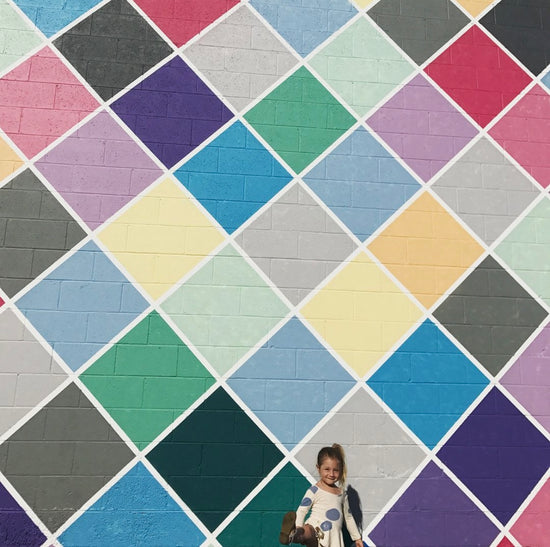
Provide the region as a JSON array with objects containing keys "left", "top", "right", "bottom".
[
  {"left": 369, "top": 461, "right": 499, "bottom": 546},
  {"left": 111, "top": 56, "right": 234, "bottom": 168},
  {"left": 0, "top": 482, "right": 46, "bottom": 546},
  {"left": 367, "top": 74, "right": 478, "bottom": 182},
  {"left": 437, "top": 387, "right": 550, "bottom": 524}
]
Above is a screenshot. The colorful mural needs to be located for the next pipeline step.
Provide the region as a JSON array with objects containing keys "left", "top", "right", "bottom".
[{"left": 0, "top": 0, "right": 549, "bottom": 545}]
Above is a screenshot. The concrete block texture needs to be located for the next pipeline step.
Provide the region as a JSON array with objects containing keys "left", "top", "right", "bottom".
[
  {"left": 53, "top": 0, "right": 173, "bottom": 100},
  {"left": 228, "top": 316, "right": 355, "bottom": 448},
  {"left": 133, "top": 0, "right": 240, "bottom": 48},
  {"left": 0, "top": 382, "right": 135, "bottom": 532},
  {"left": 295, "top": 388, "right": 426, "bottom": 528},
  {"left": 0, "top": 480, "right": 46, "bottom": 546},
  {"left": 0, "top": 46, "right": 99, "bottom": 158},
  {"left": 111, "top": 55, "right": 234, "bottom": 169},
  {"left": 480, "top": 0, "right": 550, "bottom": 76},
  {"left": 0, "top": 169, "right": 87, "bottom": 297},
  {"left": 184, "top": 5, "right": 298, "bottom": 111},
  {"left": 10, "top": 0, "right": 103, "bottom": 38},
  {"left": 0, "top": 0, "right": 549, "bottom": 543},
  {"left": 161, "top": 243, "right": 290, "bottom": 376},
  {"left": 432, "top": 137, "right": 540, "bottom": 244},
  {"left": 36, "top": 110, "right": 162, "bottom": 230},
  {"left": 367, "top": 0, "right": 469, "bottom": 65},
  {"left": 308, "top": 16, "right": 415, "bottom": 116},
  {"left": 303, "top": 126, "right": 420, "bottom": 241},
  {"left": 15, "top": 241, "right": 149, "bottom": 371},
  {"left": 0, "top": 309, "right": 67, "bottom": 436},
  {"left": 250, "top": 0, "right": 358, "bottom": 57},
  {"left": 496, "top": 198, "right": 550, "bottom": 305},
  {"left": 58, "top": 462, "right": 206, "bottom": 546},
  {"left": 0, "top": 0, "right": 44, "bottom": 74},
  {"left": 236, "top": 183, "right": 357, "bottom": 305},
  {"left": 433, "top": 255, "right": 548, "bottom": 376}
]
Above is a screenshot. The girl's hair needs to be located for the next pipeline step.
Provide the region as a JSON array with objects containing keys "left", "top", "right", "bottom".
[{"left": 317, "top": 443, "right": 347, "bottom": 485}]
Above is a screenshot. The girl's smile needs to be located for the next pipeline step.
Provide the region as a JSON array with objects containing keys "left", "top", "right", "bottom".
[{"left": 317, "top": 457, "right": 341, "bottom": 489}]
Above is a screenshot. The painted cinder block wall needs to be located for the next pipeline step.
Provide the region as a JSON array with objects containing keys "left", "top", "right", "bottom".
[{"left": 0, "top": 0, "right": 549, "bottom": 545}]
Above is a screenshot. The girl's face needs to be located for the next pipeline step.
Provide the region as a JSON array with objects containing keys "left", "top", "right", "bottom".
[{"left": 317, "top": 457, "right": 341, "bottom": 488}]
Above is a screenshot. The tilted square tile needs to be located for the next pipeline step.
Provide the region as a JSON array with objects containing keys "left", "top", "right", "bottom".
[
  {"left": 0, "top": 308, "right": 67, "bottom": 437},
  {"left": 134, "top": 0, "right": 240, "bottom": 48},
  {"left": 0, "top": 169, "right": 87, "bottom": 298},
  {"left": 59, "top": 462, "right": 206, "bottom": 546},
  {"left": 369, "top": 461, "right": 499, "bottom": 547},
  {"left": 353, "top": 0, "right": 377, "bottom": 7},
  {"left": 433, "top": 255, "right": 548, "bottom": 376},
  {"left": 295, "top": 389, "right": 426, "bottom": 529},
  {"left": 146, "top": 387, "right": 284, "bottom": 532},
  {"left": 0, "top": 382, "right": 135, "bottom": 533},
  {"left": 235, "top": 184, "right": 357, "bottom": 305},
  {"left": 80, "top": 311, "right": 215, "bottom": 450},
  {"left": 161, "top": 244, "right": 290, "bottom": 376},
  {"left": 244, "top": 66, "right": 356, "bottom": 174},
  {"left": 368, "top": 191, "right": 484, "bottom": 309},
  {"left": 509, "top": 476, "right": 550, "bottom": 547},
  {"left": 0, "top": 134, "right": 24, "bottom": 183},
  {"left": 0, "top": 479, "right": 46, "bottom": 546},
  {"left": 15, "top": 240, "right": 149, "bottom": 371},
  {"left": 249, "top": 0, "right": 358, "bottom": 58},
  {"left": 97, "top": 177, "right": 225, "bottom": 300},
  {"left": 0, "top": 46, "right": 99, "bottom": 159},
  {"left": 183, "top": 5, "right": 299, "bottom": 112},
  {"left": 432, "top": 136, "right": 540, "bottom": 245},
  {"left": 217, "top": 462, "right": 309, "bottom": 546},
  {"left": 437, "top": 387, "right": 550, "bottom": 525},
  {"left": 543, "top": 71, "right": 550, "bottom": 91},
  {"left": 53, "top": 0, "right": 173, "bottom": 101},
  {"left": 0, "top": 0, "right": 44, "bottom": 74},
  {"left": 10, "top": 0, "right": 102, "bottom": 38},
  {"left": 368, "top": 319, "right": 489, "bottom": 449},
  {"left": 35, "top": 110, "right": 162, "bottom": 230},
  {"left": 367, "top": 74, "right": 478, "bottom": 182},
  {"left": 501, "top": 324, "right": 550, "bottom": 435},
  {"left": 367, "top": 0, "right": 470, "bottom": 65},
  {"left": 228, "top": 317, "right": 355, "bottom": 449},
  {"left": 307, "top": 15, "right": 416, "bottom": 117},
  {"left": 300, "top": 252, "right": 423, "bottom": 377},
  {"left": 496, "top": 537, "right": 518, "bottom": 547},
  {"left": 111, "top": 56, "right": 234, "bottom": 169},
  {"left": 495, "top": 198, "right": 550, "bottom": 305},
  {"left": 480, "top": 0, "right": 550, "bottom": 76},
  {"left": 425, "top": 26, "right": 532, "bottom": 128},
  {"left": 489, "top": 85, "right": 550, "bottom": 189},
  {"left": 174, "top": 120, "right": 293, "bottom": 235},
  {"left": 453, "top": 0, "right": 495, "bottom": 18},
  {"left": 303, "top": 126, "right": 420, "bottom": 242}
]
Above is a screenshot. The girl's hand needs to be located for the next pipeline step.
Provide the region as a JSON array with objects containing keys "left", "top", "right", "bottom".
[{"left": 354, "top": 540, "right": 364, "bottom": 547}]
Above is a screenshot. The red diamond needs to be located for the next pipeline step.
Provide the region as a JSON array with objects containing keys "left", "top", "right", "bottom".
[{"left": 425, "top": 26, "right": 532, "bottom": 127}]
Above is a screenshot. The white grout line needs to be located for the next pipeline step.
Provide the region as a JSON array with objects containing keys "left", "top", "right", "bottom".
[{"left": 1, "top": 1, "right": 550, "bottom": 546}]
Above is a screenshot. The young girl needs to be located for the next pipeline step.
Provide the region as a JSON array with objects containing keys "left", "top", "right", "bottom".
[{"left": 279, "top": 444, "right": 363, "bottom": 547}]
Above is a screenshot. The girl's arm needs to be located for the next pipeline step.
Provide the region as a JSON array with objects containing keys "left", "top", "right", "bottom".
[
  {"left": 343, "top": 490, "right": 362, "bottom": 544},
  {"left": 295, "top": 486, "right": 316, "bottom": 527}
]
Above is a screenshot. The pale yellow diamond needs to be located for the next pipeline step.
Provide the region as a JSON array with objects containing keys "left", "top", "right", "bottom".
[
  {"left": 300, "top": 252, "right": 423, "bottom": 377},
  {"left": 98, "top": 177, "right": 225, "bottom": 300}
]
